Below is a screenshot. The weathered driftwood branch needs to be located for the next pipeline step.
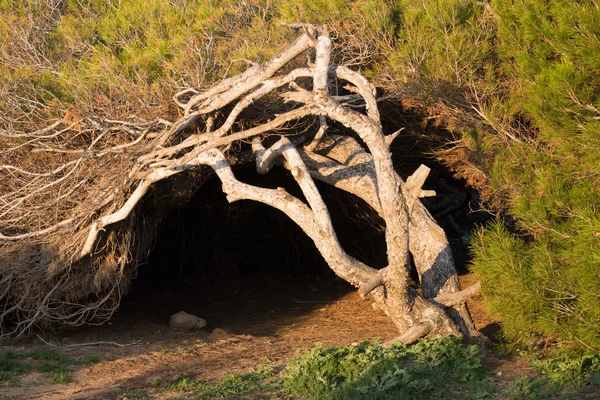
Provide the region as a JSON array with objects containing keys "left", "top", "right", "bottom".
[
  {"left": 197, "top": 147, "right": 377, "bottom": 289},
  {"left": 181, "top": 26, "right": 320, "bottom": 116},
  {"left": 431, "top": 281, "right": 481, "bottom": 308},
  {"left": 297, "top": 134, "right": 480, "bottom": 337},
  {"left": 404, "top": 165, "right": 432, "bottom": 206},
  {"left": 384, "top": 321, "right": 434, "bottom": 348},
  {"left": 80, "top": 181, "right": 151, "bottom": 257}
]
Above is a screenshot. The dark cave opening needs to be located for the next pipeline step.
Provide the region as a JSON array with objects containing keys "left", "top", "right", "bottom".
[
  {"left": 141, "top": 164, "right": 388, "bottom": 289},
  {"left": 138, "top": 146, "right": 489, "bottom": 298},
  {"left": 128, "top": 97, "right": 494, "bottom": 309},
  {"left": 113, "top": 119, "right": 491, "bottom": 337},
  {"left": 118, "top": 165, "right": 390, "bottom": 335}
]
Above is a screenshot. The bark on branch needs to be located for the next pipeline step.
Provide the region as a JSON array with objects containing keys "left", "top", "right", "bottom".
[
  {"left": 431, "top": 281, "right": 481, "bottom": 308},
  {"left": 196, "top": 147, "right": 378, "bottom": 289}
]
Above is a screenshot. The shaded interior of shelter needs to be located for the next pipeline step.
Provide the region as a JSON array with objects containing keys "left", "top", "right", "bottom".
[
  {"left": 118, "top": 166, "right": 384, "bottom": 336},
  {"left": 144, "top": 165, "right": 388, "bottom": 285},
  {"left": 118, "top": 109, "right": 492, "bottom": 337}
]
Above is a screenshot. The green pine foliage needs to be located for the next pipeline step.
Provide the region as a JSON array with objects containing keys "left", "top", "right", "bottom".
[
  {"left": 472, "top": 221, "right": 600, "bottom": 350},
  {"left": 387, "top": 0, "right": 496, "bottom": 100},
  {"left": 471, "top": 1, "right": 600, "bottom": 352},
  {"left": 0, "top": 0, "right": 397, "bottom": 124}
]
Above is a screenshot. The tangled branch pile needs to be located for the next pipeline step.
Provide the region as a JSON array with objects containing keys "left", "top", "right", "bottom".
[
  {"left": 0, "top": 95, "right": 194, "bottom": 336},
  {"left": 1, "top": 23, "right": 481, "bottom": 343}
]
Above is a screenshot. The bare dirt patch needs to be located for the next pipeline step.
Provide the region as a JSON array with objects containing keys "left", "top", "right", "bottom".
[
  {"left": 1, "top": 273, "right": 533, "bottom": 400},
  {"left": 1, "top": 275, "right": 391, "bottom": 399}
]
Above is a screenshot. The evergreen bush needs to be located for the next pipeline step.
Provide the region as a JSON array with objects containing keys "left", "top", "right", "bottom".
[{"left": 471, "top": 0, "right": 600, "bottom": 351}]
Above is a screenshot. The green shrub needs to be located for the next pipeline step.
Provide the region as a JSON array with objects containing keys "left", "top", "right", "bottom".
[
  {"left": 531, "top": 351, "right": 600, "bottom": 387},
  {"left": 0, "top": 347, "right": 79, "bottom": 385},
  {"left": 48, "top": 366, "right": 72, "bottom": 384},
  {"left": 469, "top": 0, "right": 600, "bottom": 353},
  {"left": 0, "top": 351, "right": 30, "bottom": 382},
  {"left": 85, "top": 354, "right": 101, "bottom": 364},
  {"left": 282, "top": 337, "right": 492, "bottom": 399},
  {"left": 165, "top": 358, "right": 277, "bottom": 399},
  {"left": 121, "top": 388, "right": 149, "bottom": 400},
  {"left": 23, "top": 348, "right": 62, "bottom": 361},
  {"left": 508, "top": 376, "right": 559, "bottom": 400}
]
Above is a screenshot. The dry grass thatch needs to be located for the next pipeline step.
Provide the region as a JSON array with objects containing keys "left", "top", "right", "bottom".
[{"left": 0, "top": 112, "right": 216, "bottom": 336}]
